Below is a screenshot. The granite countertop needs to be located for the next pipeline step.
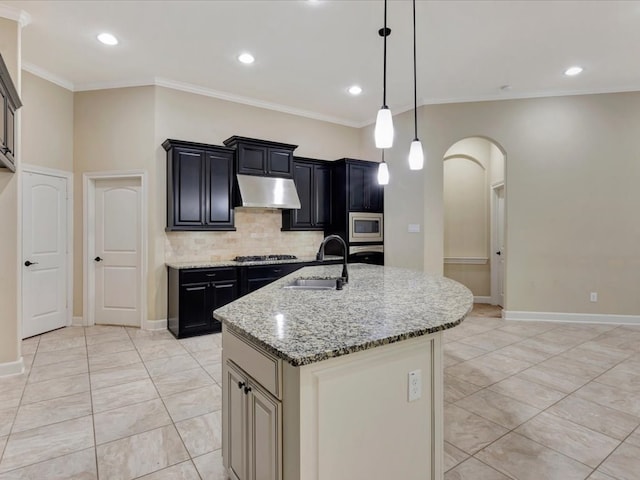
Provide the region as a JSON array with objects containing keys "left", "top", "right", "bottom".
[
  {"left": 214, "top": 263, "right": 473, "bottom": 367},
  {"left": 166, "top": 255, "right": 343, "bottom": 269}
]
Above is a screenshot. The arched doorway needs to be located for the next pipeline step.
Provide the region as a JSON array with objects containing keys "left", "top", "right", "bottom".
[{"left": 442, "top": 137, "right": 506, "bottom": 307}]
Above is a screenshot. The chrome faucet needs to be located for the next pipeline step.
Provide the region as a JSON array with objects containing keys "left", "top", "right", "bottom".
[{"left": 316, "top": 235, "right": 349, "bottom": 283}]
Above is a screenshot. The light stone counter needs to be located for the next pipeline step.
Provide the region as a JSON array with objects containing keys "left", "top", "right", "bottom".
[
  {"left": 214, "top": 263, "right": 473, "bottom": 366},
  {"left": 166, "top": 255, "right": 343, "bottom": 269}
]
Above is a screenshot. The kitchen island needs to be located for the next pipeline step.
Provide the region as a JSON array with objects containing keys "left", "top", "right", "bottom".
[{"left": 214, "top": 263, "right": 473, "bottom": 480}]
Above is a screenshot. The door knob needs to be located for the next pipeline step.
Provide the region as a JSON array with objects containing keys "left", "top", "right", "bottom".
[
  {"left": 496, "top": 251, "right": 502, "bottom": 256},
  {"left": 94, "top": 256, "right": 103, "bottom": 262},
  {"left": 24, "top": 260, "right": 38, "bottom": 267}
]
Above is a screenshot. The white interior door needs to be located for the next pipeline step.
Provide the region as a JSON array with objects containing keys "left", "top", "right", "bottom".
[
  {"left": 493, "top": 185, "right": 505, "bottom": 306},
  {"left": 94, "top": 177, "right": 142, "bottom": 326},
  {"left": 22, "top": 172, "right": 68, "bottom": 338}
]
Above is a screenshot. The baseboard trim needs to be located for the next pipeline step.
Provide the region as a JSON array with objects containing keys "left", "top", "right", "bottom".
[
  {"left": 504, "top": 310, "right": 640, "bottom": 325},
  {"left": 72, "top": 316, "right": 84, "bottom": 327},
  {"left": 0, "top": 357, "right": 25, "bottom": 377},
  {"left": 144, "top": 318, "right": 167, "bottom": 331},
  {"left": 474, "top": 296, "right": 493, "bottom": 304}
]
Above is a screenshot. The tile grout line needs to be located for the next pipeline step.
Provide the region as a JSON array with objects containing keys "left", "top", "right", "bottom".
[
  {"left": 450, "top": 321, "right": 638, "bottom": 478},
  {"left": 126, "top": 326, "right": 204, "bottom": 480},
  {"left": 0, "top": 333, "right": 40, "bottom": 470}
]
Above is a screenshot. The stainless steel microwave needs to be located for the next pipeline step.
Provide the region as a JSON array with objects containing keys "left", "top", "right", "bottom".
[{"left": 348, "top": 212, "right": 383, "bottom": 243}]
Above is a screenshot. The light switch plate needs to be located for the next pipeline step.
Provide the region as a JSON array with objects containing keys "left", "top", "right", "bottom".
[{"left": 408, "top": 224, "right": 420, "bottom": 233}]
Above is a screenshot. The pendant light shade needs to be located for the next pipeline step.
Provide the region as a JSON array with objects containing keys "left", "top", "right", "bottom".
[
  {"left": 375, "top": 0, "right": 393, "bottom": 149},
  {"left": 375, "top": 107, "right": 394, "bottom": 149},
  {"left": 408, "top": 139, "right": 424, "bottom": 170},
  {"left": 377, "top": 151, "right": 390, "bottom": 185},
  {"left": 408, "top": 0, "right": 424, "bottom": 170}
]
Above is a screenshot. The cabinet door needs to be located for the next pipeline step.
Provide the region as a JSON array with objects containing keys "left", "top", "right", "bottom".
[
  {"left": 213, "top": 281, "right": 239, "bottom": 309},
  {"left": 178, "top": 283, "right": 212, "bottom": 335},
  {"left": 227, "top": 363, "right": 248, "bottom": 480},
  {"left": 248, "top": 383, "right": 282, "bottom": 480},
  {"left": 238, "top": 144, "right": 267, "bottom": 175},
  {"left": 291, "top": 162, "right": 313, "bottom": 228},
  {"left": 267, "top": 148, "right": 293, "bottom": 178},
  {"left": 365, "top": 164, "right": 384, "bottom": 212},
  {"left": 348, "top": 164, "right": 367, "bottom": 211},
  {"left": 205, "top": 149, "right": 235, "bottom": 229},
  {"left": 171, "top": 148, "right": 205, "bottom": 227},
  {"left": 314, "top": 164, "right": 332, "bottom": 227}
]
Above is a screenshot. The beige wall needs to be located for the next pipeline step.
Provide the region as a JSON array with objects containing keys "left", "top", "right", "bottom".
[
  {"left": 73, "top": 87, "right": 156, "bottom": 318},
  {"left": 358, "top": 109, "right": 426, "bottom": 271},
  {"left": 368, "top": 94, "right": 640, "bottom": 316},
  {"left": 490, "top": 142, "right": 505, "bottom": 186},
  {"left": 70, "top": 86, "right": 360, "bottom": 321},
  {"left": 21, "top": 71, "right": 74, "bottom": 172},
  {"left": 443, "top": 156, "right": 489, "bottom": 296},
  {"left": 442, "top": 137, "right": 502, "bottom": 297},
  {"left": 0, "top": 18, "right": 20, "bottom": 364}
]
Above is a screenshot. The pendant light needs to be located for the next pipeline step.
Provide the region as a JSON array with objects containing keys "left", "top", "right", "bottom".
[
  {"left": 377, "top": 150, "right": 390, "bottom": 185},
  {"left": 374, "top": 0, "right": 394, "bottom": 149},
  {"left": 408, "top": 0, "right": 424, "bottom": 170}
]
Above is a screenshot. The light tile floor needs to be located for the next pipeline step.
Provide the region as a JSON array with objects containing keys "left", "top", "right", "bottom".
[{"left": 0, "top": 307, "right": 639, "bottom": 479}]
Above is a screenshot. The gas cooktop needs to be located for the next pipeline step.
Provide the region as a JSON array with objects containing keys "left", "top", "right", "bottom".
[{"left": 233, "top": 255, "right": 298, "bottom": 263}]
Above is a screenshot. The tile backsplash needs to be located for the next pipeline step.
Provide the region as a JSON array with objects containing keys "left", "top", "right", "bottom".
[{"left": 165, "top": 207, "right": 325, "bottom": 262}]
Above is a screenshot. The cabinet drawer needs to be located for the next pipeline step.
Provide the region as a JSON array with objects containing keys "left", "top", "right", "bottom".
[
  {"left": 224, "top": 327, "right": 282, "bottom": 399},
  {"left": 246, "top": 263, "right": 301, "bottom": 280},
  {"left": 181, "top": 267, "right": 237, "bottom": 284}
]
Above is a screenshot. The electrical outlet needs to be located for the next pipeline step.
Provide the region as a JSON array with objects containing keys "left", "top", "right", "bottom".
[
  {"left": 590, "top": 292, "right": 598, "bottom": 302},
  {"left": 408, "top": 370, "right": 422, "bottom": 402}
]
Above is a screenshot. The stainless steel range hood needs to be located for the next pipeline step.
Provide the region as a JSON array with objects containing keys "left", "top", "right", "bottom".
[{"left": 236, "top": 174, "right": 301, "bottom": 209}]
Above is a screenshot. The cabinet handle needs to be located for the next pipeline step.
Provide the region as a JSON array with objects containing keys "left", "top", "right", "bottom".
[
  {"left": 244, "top": 386, "right": 252, "bottom": 395},
  {"left": 273, "top": 269, "right": 282, "bottom": 273},
  {"left": 206, "top": 273, "right": 217, "bottom": 277},
  {"left": 237, "top": 381, "right": 245, "bottom": 390}
]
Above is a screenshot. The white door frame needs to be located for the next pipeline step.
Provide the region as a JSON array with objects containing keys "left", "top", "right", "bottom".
[
  {"left": 490, "top": 182, "right": 505, "bottom": 306},
  {"left": 21, "top": 164, "right": 73, "bottom": 336},
  {"left": 83, "top": 170, "right": 147, "bottom": 327}
]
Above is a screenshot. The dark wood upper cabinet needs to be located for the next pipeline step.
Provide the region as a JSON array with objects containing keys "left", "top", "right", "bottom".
[
  {"left": 282, "top": 157, "right": 332, "bottom": 231},
  {"left": 163, "top": 139, "right": 235, "bottom": 231},
  {"left": 223, "top": 136, "right": 297, "bottom": 178},
  {"left": 346, "top": 161, "right": 383, "bottom": 213},
  {"left": 0, "top": 54, "right": 22, "bottom": 173}
]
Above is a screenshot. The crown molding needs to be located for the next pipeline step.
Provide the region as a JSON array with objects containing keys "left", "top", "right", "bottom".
[
  {"left": 22, "top": 62, "right": 74, "bottom": 91},
  {"left": 152, "top": 77, "right": 361, "bottom": 128},
  {"left": 74, "top": 78, "right": 156, "bottom": 92},
  {"left": 18, "top": 60, "right": 640, "bottom": 129},
  {"left": 0, "top": 5, "right": 31, "bottom": 27}
]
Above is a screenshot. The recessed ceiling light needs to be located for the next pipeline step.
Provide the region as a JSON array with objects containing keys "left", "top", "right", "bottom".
[
  {"left": 238, "top": 53, "right": 255, "bottom": 64},
  {"left": 564, "top": 66, "right": 584, "bottom": 76},
  {"left": 348, "top": 85, "right": 362, "bottom": 95},
  {"left": 97, "top": 33, "right": 118, "bottom": 46}
]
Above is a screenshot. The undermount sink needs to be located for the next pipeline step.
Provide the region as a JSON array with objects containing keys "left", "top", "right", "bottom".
[{"left": 283, "top": 278, "right": 341, "bottom": 290}]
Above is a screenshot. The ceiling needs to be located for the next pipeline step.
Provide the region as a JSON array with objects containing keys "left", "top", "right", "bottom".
[{"left": 3, "top": 0, "right": 640, "bottom": 127}]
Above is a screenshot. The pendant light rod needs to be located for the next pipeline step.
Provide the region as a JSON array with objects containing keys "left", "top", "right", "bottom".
[
  {"left": 408, "top": 0, "right": 424, "bottom": 171},
  {"left": 379, "top": 0, "right": 391, "bottom": 108},
  {"left": 412, "top": 0, "right": 418, "bottom": 140},
  {"left": 375, "top": 0, "right": 394, "bottom": 149}
]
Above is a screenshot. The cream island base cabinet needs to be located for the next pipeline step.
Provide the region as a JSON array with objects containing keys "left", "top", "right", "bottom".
[{"left": 221, "top": 324, "right": 445, "bottom": 480}]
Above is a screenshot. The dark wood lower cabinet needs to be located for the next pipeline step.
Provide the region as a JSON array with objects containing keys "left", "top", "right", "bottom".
[
  {"left": 168, "top": 259, "right": 344, "bottom": 338},
  {"left": 240, "top": 263, "right": 305, "bottom": 295},
  {"left": 168, "top": 267, "right": 238, "bottom": 339}
]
